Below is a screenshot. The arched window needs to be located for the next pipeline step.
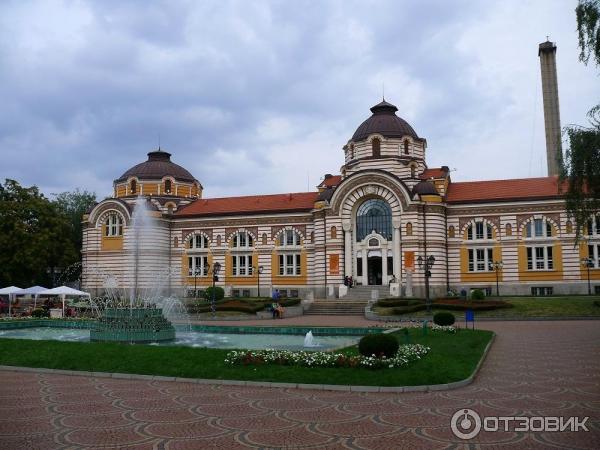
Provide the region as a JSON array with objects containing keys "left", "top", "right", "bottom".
[
  {"left": 262, "top": 233, "right": 267, "bottom": 245},
  {"left": 278, "top": 229, "right": 301, "bottom": 247},
  {"left": 105, "top": 213, "right": 123, "bottom": 237},
  {"left": 350, "top": 144, "right": 355, "bottom": 159},
  {"left": 372, "top": 138, "right": 380, "bottom": 157},
  {"left": 232, "top": 231, "right": 253, "bottom": 248},
  {"left": 525, "top": 218, "right": 553, "bottom": 238},
  {"left": 189, "top": 234, "right": 209, "bottom": 249},
  {"left": 174, "top": 237, "right": 178, "bottom": 248},
  {"left": 330, "top": 226, "right": 337, "bottom": 239},
  {"left": 406, "top": 222, "right": 413, "bottom": 236},
  {"left": 404, "top": 140, "right": 410, "bottom": 155},
  {"left": 216, "top": 235, "right": 222, "bottom": 246},
  {"left": 164, "top": 179, "right": 172, "bottom": 194},
  {"left": 448, "top": 226, "right": 455, "bottom": 238},
  {"left": 130, "top": 179, "right": 137, "bottom": 194},
  {"left": 467, "top": 221, "right": 493, "bottom": 240},
  {"left": 505, "top": 223, "right": 512, "bottom": 236},
  {"left": 410, "top": 165, "right": 416, "bottom": 178},
  {"left": 356, "top": 199, "right": 392, "bottom": 241},
  {"left": 586, "top": 215, "right": 600, "bottom": 236},
  {"left": 310, "top": 231, "right": 314, "bottom": 243}
]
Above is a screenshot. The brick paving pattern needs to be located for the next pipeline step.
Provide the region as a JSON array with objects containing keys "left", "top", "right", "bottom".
[{"left": 0, "top": 320, "right": 599, "bottom": 449}]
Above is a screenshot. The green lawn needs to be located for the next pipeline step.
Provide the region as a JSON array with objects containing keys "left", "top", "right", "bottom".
[
  {"left": 0, "top": 328, "right": 493, "bottom": 386},
  {"left": 374, "top": 296, "right": 600, "bottom": 319}
]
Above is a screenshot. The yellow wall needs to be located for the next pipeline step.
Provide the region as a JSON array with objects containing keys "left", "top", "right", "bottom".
[
  {"left": 142, "top": 183, "right": 159, "bottom": 196},
  {"left": 460, "top": 245, "right": 503, "bottom": 283},
  {"left": 517, "top": 242, "right": 564, "bottom": 281},
  {"left": 101, "top": 224, "right": 123, "bottom": 251},
  {"left": 178, "top": 185, "right": 191, "bottom": 197},
  {"left": 271, "top": 250, "right": 308, "bottom": 285},
  {"left": 115, "top": 185, "right": 126, "bottom": 197},
  {"left": 579, "top": 244, "right": 600, "bottom": 280}
]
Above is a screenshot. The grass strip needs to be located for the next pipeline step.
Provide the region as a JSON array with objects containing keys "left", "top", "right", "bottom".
[{"left": 0, "top": 328, "right": 492, "bottom": 386}]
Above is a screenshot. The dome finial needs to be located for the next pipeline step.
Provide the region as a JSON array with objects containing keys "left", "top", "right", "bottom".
[{"left": 382, "top": 82, "right": 385, "bottom": 102}]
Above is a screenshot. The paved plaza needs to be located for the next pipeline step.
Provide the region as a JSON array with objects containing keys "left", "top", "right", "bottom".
[{"left": 0, "top": 320, "right": 598, "bottom": 449}]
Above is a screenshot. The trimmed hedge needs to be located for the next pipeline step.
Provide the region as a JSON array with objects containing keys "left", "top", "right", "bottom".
[
  {"left": 203, "top": 286, "right": 225, "bottom": 301},
  {"left": 471, "top": 289, "right": 485, "bottom": 300},
  {"left": 433, "top": 311, "right": 455, "bottom": 326},
  {"left": 31, "top": 308, "right": 49, "bottom": 318},
  {"left": 376, "top": 298, "right": 423, "bottom": 307},
  {"left": 358, "top": 333, "right": 399, "bottom": 358}
]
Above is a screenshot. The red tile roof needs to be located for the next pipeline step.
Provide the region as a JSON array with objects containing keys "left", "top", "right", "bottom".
[
  {"left": 319, "top": 175, "right": 342, "bottom": 188},
  {"left": 175, "top": 192, "right": 319, "bottom": 217},
  {"left": 446, "top": 176, "right": 565, "bottom": 204},
  {"left": 420, "top": 168, "right": 447, "bottom": 180}
]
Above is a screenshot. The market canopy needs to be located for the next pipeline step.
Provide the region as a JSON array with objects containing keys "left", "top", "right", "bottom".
[
  {"left": 38, "top": 286, "right": 91, "bottom": 315},
  {"left": 19, "top": 286, "right": 48, "bottom": 295},
  {"left": 38, "top": 286, "right": 90, "bottom": 297},
  {"left": 0, "top": 286, "right": 24, "bottom": 316}
]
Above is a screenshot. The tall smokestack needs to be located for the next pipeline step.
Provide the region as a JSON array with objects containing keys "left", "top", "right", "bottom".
[{"left": 538, "top": 40, "right": 562, "bottom": 176}]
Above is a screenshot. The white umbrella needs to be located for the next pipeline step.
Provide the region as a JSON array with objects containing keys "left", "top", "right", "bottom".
[
  {"left": 38, "top": 286, "right": 91, "bottom": 316},
  {"left": 18, "top": 286, "right": 48, "bottom": 309},
  {"left": 0, "top": 286, "right": 24, "bottom": 317}
]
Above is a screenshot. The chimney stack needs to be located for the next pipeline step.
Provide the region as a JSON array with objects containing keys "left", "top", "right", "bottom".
[{"left": 538, "top": 40, "right": 562, "bottom": 176}]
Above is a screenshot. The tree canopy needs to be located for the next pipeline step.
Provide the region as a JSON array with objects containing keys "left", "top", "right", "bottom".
[
  {"left": 0, "top": 179, "right": 96, "bottom": 287},
  {"left": 562, "top": 0, "right": 600, "bottom": 239}
]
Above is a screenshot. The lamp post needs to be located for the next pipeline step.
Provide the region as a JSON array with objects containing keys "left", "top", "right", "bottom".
[
  {"left": 490, "top": 260, "right": 504, "bottom": 297},
  {"left": 254, "top": 265, "right": 264, "bottom": 297},
  {"left": 417, "top": 254, "right": 435, "bottom": 313},
  {"left": 581, "top": 257, "right": 593, "bottom": 295},
  {"left": 193, "top": 266, "right": 201, "bottom": 298},
  {"left": 211, "top": 262, "right": 221, "bottom": 317}
]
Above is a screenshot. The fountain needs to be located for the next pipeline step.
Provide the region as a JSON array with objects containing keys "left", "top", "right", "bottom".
[
  {"left": 303, "top": 330, "right": 320, "bottom": 348},
  {"left": 89, "top": 198, "right": 177, "bottom": 343}
]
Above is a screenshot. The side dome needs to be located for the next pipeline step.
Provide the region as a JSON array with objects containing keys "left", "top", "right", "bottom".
[
  {"left": 115, "top": 149, "right": 197, "bottom": 183},
  {"left": 412, "top": 180, "right": 439, "bottom": 197},
  {"left": 351, "top": 101, "right": 420, "bottom": 142}
]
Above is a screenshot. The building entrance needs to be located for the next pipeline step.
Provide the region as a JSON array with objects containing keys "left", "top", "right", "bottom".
[{"left": 367, "top": 256, "right": 382, "bottom": 285}]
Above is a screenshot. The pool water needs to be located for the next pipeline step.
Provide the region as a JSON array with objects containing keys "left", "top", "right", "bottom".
[{"left": 0, "top": 327, "right": 359, "bottom": 351}]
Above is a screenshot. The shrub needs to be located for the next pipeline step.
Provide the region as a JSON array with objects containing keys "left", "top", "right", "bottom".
[
  {"left": 377, "top": 298, "right": 423, "bottom": 307},
  {"left": 31, "top": 308, "right": 49, "bottom": 318},
  {"left": 203, "top": 286, "right": 225, "bottom": 302},
  {"left": 471, "top": 289, "right": 485, "bottom": 300},
  {"left": 358, "top": 333, "right": 399, "bottom": 358},
  {"left": 594, "top": 300, "right": 600, "bottom": 308},
  {"left": 433, "top": 311, "right": 455, "bottom": 326},
  {"left": 279, "top": 298, "right": 301, "bottom": 307}
]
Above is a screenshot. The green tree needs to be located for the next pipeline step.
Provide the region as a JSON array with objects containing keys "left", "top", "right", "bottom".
[
  {"left": 52, "top": 189, "right": 97, "bottom": 258},
  {"left": 0, "top": 179, "right": 77, "bottom": 287},
  {"left": 562, "top": 0, "right": 600, "bottom": 239}
]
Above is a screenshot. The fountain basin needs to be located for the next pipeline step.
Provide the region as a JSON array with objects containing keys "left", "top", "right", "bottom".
[{"left": 90, "top": 307, "right": 175, "bottom": 343}]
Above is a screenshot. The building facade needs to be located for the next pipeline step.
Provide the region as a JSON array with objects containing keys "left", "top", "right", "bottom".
[{"left": 81, "top": 99, "right": 600, "bottom": 299}]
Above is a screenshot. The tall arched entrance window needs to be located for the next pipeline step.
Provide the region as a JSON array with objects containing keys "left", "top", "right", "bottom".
[{"left": 355, "top": 199, "right": 393, "bottom": 286}]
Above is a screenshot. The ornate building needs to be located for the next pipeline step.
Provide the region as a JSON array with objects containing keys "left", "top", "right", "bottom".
[{"left": 82, "top": 99, "right": 600, "bottom": 299}]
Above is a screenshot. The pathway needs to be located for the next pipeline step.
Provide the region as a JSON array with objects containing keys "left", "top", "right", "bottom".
[{"left": 0, "top": 321, "right": 598, "bottom": 449}]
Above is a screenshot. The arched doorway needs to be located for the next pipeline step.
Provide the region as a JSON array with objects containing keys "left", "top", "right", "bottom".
[{"left": 354, "top": 199, "right": 394, "bottom": 286}]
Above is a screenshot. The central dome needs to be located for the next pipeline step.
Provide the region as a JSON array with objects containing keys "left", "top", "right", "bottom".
[
  {"left": 351, "top": 100, "right": 420, "bottom": 142},
  {"left": 115, "top": 149, "right": 197, "bottom": 183}
]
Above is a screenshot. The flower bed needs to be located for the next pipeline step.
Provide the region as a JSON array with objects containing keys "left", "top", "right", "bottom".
[
  {"left": 224, "top": 344, "right": 430, "bottom": 370},
  {"left": 431, "top": 324, "right": 457, "bottom": 333}
]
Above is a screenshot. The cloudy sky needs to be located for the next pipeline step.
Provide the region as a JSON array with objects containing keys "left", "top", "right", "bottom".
[{"left": 0, "top": 0, "right": 598, "bottom": 200}]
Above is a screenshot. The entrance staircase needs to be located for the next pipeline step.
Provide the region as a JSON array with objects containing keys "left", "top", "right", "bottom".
[
  {"left": 304, "top": 285, "right": 391, "bottom": 316},
  {"left": 342, "top": 285, "right": 390, "bottom": 301},
  {"left": 304, "top": 300, "right": 368, "bottom": 316}
]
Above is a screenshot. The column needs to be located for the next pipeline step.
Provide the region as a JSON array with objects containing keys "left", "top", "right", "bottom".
[
  {"left": 342, "top": 220, "right": 352, "bottom": 278},
  {"left": 392, "top": 218, "right": 401, "bottom": 281},
  {"left": 363, "top": 251, "right": 369, "bottom": 285},
  {"left": 382, "top": 250, "right": 388, "bottom": 285}
]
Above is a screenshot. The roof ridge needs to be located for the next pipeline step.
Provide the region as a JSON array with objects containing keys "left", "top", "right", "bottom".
[
  {"left": 195, "top": 191, "right": 317, "bottom": 201},
  {"left": 450, "top": 175, "right": 558, "bottom": 185}
]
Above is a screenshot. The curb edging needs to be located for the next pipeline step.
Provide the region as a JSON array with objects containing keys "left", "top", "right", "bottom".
[{"left": 0, "top": 333, "right": 495, "bottom": 393}]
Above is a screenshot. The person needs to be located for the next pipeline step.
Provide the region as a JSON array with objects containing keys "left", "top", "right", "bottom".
[
  {"left": 272, "top": 289, "right": 281, "bottom": 301},
  {"left": 276, "top": 303, "right": 285, "bottom": 319},
  {"left": 348, "top": 276, "right": 354, "bottom": 287},
  {"left": 389, "top": 274, "right": 397, "bottom": 285},
  {"left": 271, "top": 301, "right": 278, "bottom": 319}
]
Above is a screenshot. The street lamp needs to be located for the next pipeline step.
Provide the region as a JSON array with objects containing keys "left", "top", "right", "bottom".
[
  {"left": 253, "top": 265, "right": 264, "bottom": 297},
  {"left": 211, "top": 262, "right": 222, "bottom": 317},
  {"left": 417, "top": 254, "right": 435, "bottom": 313},
  {"left": 490, "top": 260, "right": 504, "bottom": 297},
  {"left": 193, "top": 266, "right": 202, "bottom": 298},
  {"left": 581, "top": 257, "right": 594, "bottom": 295}
]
